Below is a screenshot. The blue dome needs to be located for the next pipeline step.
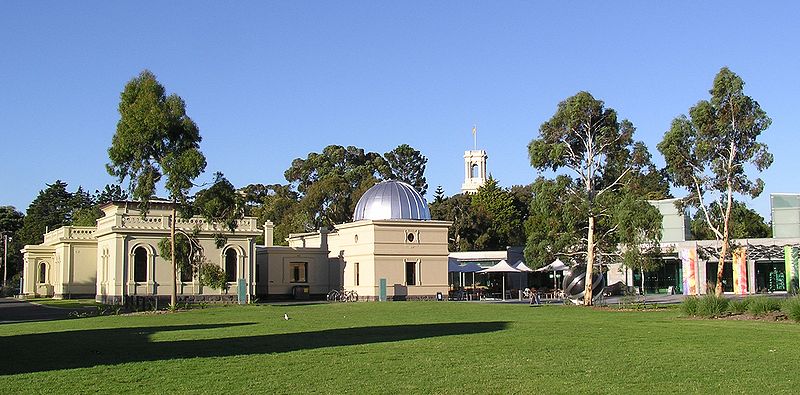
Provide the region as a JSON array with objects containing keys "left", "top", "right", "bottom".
[{"left": 353, "top": 180, "right": 431, "bottom": 221}]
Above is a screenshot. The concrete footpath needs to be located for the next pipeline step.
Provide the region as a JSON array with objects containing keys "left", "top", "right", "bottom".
[{"left": 0, "top": 297, "right": 93, "bottom": 324}]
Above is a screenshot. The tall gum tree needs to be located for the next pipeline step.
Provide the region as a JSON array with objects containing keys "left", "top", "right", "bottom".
[
  {"left": 529, "top": 91, "right": 662, "bottom": 305},
  {"left": 658, "top": 67, "right": 772, "bottom": 296},
  {"left": 107, "top": 70, "right": 206, "bottom": 308}
]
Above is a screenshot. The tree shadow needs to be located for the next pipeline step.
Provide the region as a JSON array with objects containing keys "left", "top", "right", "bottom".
[{"left": 0, "top": 321, "right": 508, "bottom": 375}]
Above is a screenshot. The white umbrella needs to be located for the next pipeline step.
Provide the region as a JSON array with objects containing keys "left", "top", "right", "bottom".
[
  {"left": 478, "top": 260, "right": 520, "bottom": 300},
  {"left": 535, "top": 258, "right": 569, "bottom": 291},
  {"left": 513, "top": 260, "right": 534, "bottom": 299}
]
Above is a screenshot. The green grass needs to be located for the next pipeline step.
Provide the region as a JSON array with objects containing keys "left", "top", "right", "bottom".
[
  {"left": 24, "top": 298, "right": 102, "bottom": 309},
  {"left": 2, "top": 302, "right": 800, "bottom": 394}
]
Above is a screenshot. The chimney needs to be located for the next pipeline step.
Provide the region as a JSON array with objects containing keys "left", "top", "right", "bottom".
[
  {"left": 263, "top": 221, "right": 274, "bottom": 247},
  {"left": 320, "top": 227, "right": 329, "bottom": 251}
]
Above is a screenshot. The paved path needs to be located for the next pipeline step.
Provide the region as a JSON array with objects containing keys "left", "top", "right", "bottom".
[{"left": 0, "top": 297, "right": 92, "bottom": 324}]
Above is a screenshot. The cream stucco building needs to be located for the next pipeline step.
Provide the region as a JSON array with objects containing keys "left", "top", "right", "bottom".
[{"left": 21, "top": 181, "right": 451, "bottom": 303}]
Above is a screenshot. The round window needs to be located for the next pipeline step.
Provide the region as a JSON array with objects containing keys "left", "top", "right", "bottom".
[
  {"left": 407, "top": 233, "right": 415, "bottom": 242},
  {"left": 354, "top": 234, "right": 358, "bottom": 243}
]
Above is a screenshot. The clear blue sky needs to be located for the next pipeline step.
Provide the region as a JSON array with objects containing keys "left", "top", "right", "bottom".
[{"left": 1, "top": 1, "right": 798, "bottom": 219}]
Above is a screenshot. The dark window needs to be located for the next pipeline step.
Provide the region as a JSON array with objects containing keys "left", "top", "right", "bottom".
[
  {"left": 355, "top": 262, "right": 360, "bottom": 286},
  {"left": 180, "top": 265, "right": 192, "bottom": 282},
  {"left": 471, "top": 164, "right": 479, "bottom": 178},
  {"left": 406, "top": 233, "right": 415, "bottom": 242},
  {"left": 406, "top": 261, "right": 416, "bottom": 285},
  {"left": 290, "top": 262, "right": 308, "bottom": 283},
  {"left": 225, "top": 249, "right": 237, "bottom": 282},
  {"left": 134, "top": 247, "right": 147, "bottom": 283},
  {"left": 38, "top": 263, "right": 46, "bottom": 283}
]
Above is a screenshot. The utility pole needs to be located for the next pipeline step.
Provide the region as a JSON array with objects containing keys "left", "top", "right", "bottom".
[{"left": 2, "top": 233, "right": 7, "bottom": 287}]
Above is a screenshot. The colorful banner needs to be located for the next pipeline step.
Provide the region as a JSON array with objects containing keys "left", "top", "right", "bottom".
[
  {"left": 786, "top": 246, "right": 800, "bottom": 292},
  {"left": 732, "top": 247, "right": 748, "bottom": 295},
  {"left": 680, "top": 248, "right": 698, "bottom": 296}
]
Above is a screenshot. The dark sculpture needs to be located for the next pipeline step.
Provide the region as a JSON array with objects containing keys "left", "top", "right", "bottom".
[{"left": 562, "top": 265, "right": 604, "bottom": 304}]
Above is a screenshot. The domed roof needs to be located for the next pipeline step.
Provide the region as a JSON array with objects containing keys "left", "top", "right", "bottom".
[{"left": 353, "top": 180, "right": 431, "bottom": 221}]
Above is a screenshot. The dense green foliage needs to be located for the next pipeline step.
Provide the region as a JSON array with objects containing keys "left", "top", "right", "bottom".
[
  {"left": 682, "top": 295, "right": 795, "bottom": 320},
  {"left": 746, "top": 296, "right": 781, "bottom": 316},
  {"left": 659, "top": 67, "right": 772, "bottom": 295},
  {"left": 107, "top": 69, "right": 207, "bottom": 210},
  {"left": 690, "top": 199, "right": 771, "bottom": 240},
  {"left": 284, "top": 144, "right": 391, "bottom": 228},
  {"left": 782, "top": 296, "right": 800, "bottom": 322},
  {"left": 107, "top": 69, "right": 207, "bottom": 307},
  {"left": 429, "top": 179, "right": 529, "bottom": 252},
  {"left": 527, "top": 91, "right": 666, "bottom": 302},
  {"left": 4, "top": 303, "right": 800, "bottom": 393},
  {"left": 384, "top": 143, "right": 428, "bottom": 196},
  {"left": 244, "top": 144, "right": 430, "bottom": 245}
]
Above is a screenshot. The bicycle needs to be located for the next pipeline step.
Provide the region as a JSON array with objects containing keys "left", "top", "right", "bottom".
[
  {"left": 342, "top": 289, "right": 358, "bottom": 302},
  {"left": 327, "top": 289, "right": 342, "bottom": 302}
]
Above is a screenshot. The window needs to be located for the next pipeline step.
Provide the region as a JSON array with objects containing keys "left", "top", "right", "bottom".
[
  {"left": 133, "top": 247, "right": 147, "bottom": 283},
  {"left": 225, "top": 249, "right": 237, "bottom": 282},
  {"left": 290, "top": 262, "right": 308, "bottom": 283},
  {"left": 355, "top": 262, "right": 360, "bottom": 286},
  {"left": 38, "top": 263, "right": 47, "bottom": 283},
  {"left": 406, "top": 232, "right": 415, "bottom": 242},
  {"left": 471, "top": 163, "right": 479, "bottom": 178},
  {"left": 180, "top": 265, "right": 193, "bottom": 282},
  {"left": 406, "top": 261, "right": 416, "bottom": 285}
]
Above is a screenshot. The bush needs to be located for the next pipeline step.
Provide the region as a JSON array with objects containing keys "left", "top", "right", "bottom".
[
  {"left": 680, "top": 296, "right": 699, "bottom": 316},
  {"left": 728, "top": 298, "right": 752, "bottom": 314},
  {"left": 782, "top": 296, "right": 800, "bottom": 323},
  {"left": 746, "top": 296, "right": 781, "bottom": 316},
  {"left": 696, "top": 294, "right": 729, "bottom": 318}
]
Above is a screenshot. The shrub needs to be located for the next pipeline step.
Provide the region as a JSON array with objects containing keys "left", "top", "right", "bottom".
[
  {"left": 681, "top": 296, "right": 699, "bottom": 316},
  {"left": 747, "top": 296, "right": 782, "bottom": 316},
  {"left": 728, "top": 298, "right": 751, "bottom": 314},
  {"left": 696, "top": 294, "right": 729, "bottom": 318},
  {"left": 782, "top": 296, "right": 800, "bottom": 323}
]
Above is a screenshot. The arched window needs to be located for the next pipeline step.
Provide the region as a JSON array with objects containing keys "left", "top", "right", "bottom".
[
  {"left": 38, "top": 263, "right": 47, "bottom": 283},
  {"left": 225, "top": 249, "right": 237, "bottom": 282},
  {"left": 471, "top": 163, "right": 479, "bottom": 178},
  {"left": 134, "top": 247, "right": 147, "bottom": 283}
]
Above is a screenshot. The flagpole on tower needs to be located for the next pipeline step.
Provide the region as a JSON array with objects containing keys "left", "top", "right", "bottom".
[{"left": 472, "top": 124, "right": 477, "bottom": 150}]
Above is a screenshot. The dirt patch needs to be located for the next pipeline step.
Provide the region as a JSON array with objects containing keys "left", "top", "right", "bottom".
[{"left": 716, "top": 311, "right": 788, "bottom": 322}]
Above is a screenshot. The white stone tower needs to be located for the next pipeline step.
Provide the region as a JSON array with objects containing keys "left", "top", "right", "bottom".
[{"left": 461, "top": 149, "right": 488, "bottom": 194}]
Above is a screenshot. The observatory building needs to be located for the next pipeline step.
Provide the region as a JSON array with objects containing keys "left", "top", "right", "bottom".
[
  {"left": 286, "top": 180, "right": 452, "bottom": 300},
  {"left": 20, "top": 180, "right": 451, "bottom": 303}
]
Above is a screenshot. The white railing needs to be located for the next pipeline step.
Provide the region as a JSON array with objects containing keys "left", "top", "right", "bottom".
[
  {"left": 43, "top": 226, "right": 97, "bottom": 244},
  {"left": 119, "top": 215, "right": 258, "bottom": 232}
]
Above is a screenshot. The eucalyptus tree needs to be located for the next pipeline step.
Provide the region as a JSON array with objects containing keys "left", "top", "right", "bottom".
[
  {"left": 284, "top": 145, "right": 391, "bottom": 227},
  {"left": 385, "top": 144, "right": 428, "bottom": 196},
  {"left": 658, "top": 67, "right": 772, "bottom": 296},
  {"left": 107, "top": 70, "right": 207, "bottom": 308},
  {"left": 528, "top": 91, "right": 662, "bottom": 305}
]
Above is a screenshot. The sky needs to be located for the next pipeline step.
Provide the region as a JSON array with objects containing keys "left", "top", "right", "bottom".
[{"left": 1, "top": 1, "right": 798, "bottom": 219}]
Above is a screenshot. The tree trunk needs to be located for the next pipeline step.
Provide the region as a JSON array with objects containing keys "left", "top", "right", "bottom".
[
  {"left": 584, "top": 216, "right": 595, "bottom": 306},
  {"left": 716, "top": 182, "right": 735, "bottom": 296},
  {"left": 170, "top": 204, "right": 177, "bottom": 309}
]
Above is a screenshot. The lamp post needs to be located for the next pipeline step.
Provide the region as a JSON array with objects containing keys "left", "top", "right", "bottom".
[{"left": 2, "top": 233, "right": 7, "bottom": 287}]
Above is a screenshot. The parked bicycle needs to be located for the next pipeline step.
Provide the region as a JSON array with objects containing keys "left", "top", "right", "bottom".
[{"left": 327, "top": 289, "right": 358, "bottom": 302}]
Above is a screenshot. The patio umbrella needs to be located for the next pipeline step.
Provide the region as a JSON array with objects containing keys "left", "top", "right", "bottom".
[
  {"left": 513, "top": 260, "right": 534, "bottom": 298},
  {"left": 536, "top": 258, "right": 569, "bottom": 290},
  {"left": 460, "top": 262, "right": 483, "bottom": 289},
  {"left": 478, "top": 260, "right": 520, "bottom": 300}
]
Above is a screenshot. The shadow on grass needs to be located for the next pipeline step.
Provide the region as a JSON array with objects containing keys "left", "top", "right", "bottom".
[{"left": 0, "top": 321, "right": 508, "bottom": 375}]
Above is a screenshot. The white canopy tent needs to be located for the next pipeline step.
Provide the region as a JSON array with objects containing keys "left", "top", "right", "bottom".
[
  {"left": 448, "top": 260, "right": 485, "bottom": 290},
  {"left": 478, "top": 260, "right": 520, "bottom": 300},
  {"left": 536, "top": 258, "right": 569, "bottom": 290}
]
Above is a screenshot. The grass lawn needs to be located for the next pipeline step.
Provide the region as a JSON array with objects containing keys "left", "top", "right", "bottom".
[
  {"left": 2, "top": 302, "right": 799, "bottom": 394},
  {"left": 24, "top": 298, "right": 102, "bottom": 309}
]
